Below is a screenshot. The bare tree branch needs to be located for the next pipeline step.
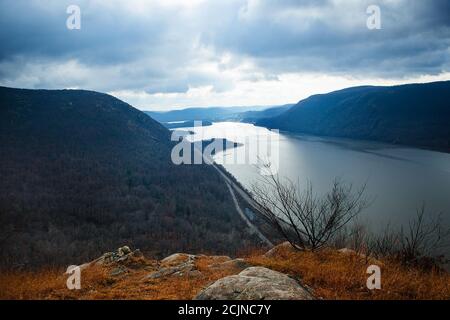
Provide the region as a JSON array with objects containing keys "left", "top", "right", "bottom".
[{"left": 251, "top": 162, "right": 369, "bottom": 251}]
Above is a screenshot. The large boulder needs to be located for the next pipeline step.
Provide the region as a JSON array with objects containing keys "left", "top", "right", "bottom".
[{"left": 195, "top": 267, "right": 314, "bottom": 300}]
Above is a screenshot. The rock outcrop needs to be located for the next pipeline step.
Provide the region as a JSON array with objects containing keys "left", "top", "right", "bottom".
[
  {"left": 195, "top": 266, "right": 314, "bottom": 300},
  {"left": 73, "top": 245, "right": 315, "bottom": 300},
  {"left": 263, "top": 241, "right": 297, "bottom": 258},
  {"left": 146, "top": 253, "right": 198, "bottom": 279},
  {"left": 79, "top": 246, "right": 150, "bottom": 276},
  {"left": 93, "top": 246, "right": 145, "bottom": 267},
  {"left": 145, "top": 253, "right": 245, "bottom": 280}
]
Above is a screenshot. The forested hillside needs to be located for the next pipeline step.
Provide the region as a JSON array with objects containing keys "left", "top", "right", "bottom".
[
  {"left": 0, "top": 87, "right": 258, "bottom": 268},
  {"left": 258, "top": 81, "right": 450, "bottom": 152},
  {"left": 239, "top": 104, "right": 294, "bottom": 123}
]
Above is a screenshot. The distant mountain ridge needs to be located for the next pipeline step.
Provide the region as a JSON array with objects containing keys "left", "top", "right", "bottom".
[
  {"left": 258, "top": 81, "right": 450, "bottom": 152},
  {"left": 146, "top": 106, "right": 264, "bottom": 122},
  {"left": 145, "top": 104, "right": 293, "bottom": 124},
  {"left": 239, "top": 104, "right": 294, "bottom": 123}
]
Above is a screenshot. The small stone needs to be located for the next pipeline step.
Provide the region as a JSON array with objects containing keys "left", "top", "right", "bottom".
[{"left": 117, "top": 246, "right": 131, "bottom": 257}]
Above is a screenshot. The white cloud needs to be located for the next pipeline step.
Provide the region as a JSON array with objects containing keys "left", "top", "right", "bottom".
[{"left": 110, "top": 71, "right": 450, "bottom": 110}]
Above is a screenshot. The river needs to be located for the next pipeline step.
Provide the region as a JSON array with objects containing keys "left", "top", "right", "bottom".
[{"left": 177, "top": 121, "right": 450, "bottom": 232}]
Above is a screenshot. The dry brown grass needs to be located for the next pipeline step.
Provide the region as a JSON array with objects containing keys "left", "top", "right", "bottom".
[
  {"left": 245, "top": 246, "right": 450, "bottom": 300},
  {"left": 1, "top": 248, "right": 449, "bottom": 300},
  {"left": 0, "top": 265, "right": 109, "bottom": 300},
  {"left": 0, "top": 256, "right": 241, "bottom": 300}
]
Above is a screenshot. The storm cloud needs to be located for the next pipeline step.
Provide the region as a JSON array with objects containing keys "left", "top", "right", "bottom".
[{"left": 0, "top": 0, "right": 449, "bottom": 109}]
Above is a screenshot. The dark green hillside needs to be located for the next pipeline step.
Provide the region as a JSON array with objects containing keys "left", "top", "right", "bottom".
[
  {"left": 0, "top": 87, "right": 257, "bottom": 268},
  {"left": 258, "top": 81, "right": 450, "bottom": 152},
  {"left": 239, "top": 104, "right": 294, "bottom": 123}
]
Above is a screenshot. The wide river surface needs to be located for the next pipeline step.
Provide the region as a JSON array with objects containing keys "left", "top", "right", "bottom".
[{"left": 179, "top": 122, "right": 450, "bottom": 231}]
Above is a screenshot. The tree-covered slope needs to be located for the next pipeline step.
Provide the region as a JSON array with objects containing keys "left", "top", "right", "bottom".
[
  {"left": 258, "top": 81, "right": 450, "bottom": 152},
  {"left": 239, "top": 104, "right": 294, "bottom": 123},
  {"left": 0, "top": 87, "right": 257, "bottom": 268}
]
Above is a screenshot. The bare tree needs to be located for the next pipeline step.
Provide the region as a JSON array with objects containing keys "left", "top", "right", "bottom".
[
  {"left": 366, "top": 223, "right": 401, "bottom": 259},
  {"left": 398, "top": 204, "right": 450, "bottom": 264},
  {"left": 251, "top": 164, "right": 369, "bottom": 251},
  {"left": 360, "top": 204, "right": 450, "bottom": 268}
]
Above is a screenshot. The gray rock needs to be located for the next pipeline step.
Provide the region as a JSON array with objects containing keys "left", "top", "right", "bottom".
[
  {"left": 146, "top": 263, "right": 192, "bottom": 279},
  {"left": 263, "top": 242, "right": 300, "bottom": 258},
  {"left": 147, "top": 267, "right": 177, "bottom": 279},
  {"left": 195, "top": 266, "right": 314, "bottom": 300},
  {"left": 92, "top": 246, "right": 142, "bottom": 266},
  {"left": 146, "top": 254, "right": 196, "bottom": 279},
  {"left": 161, "top": 253, "right": 195, "bottom": 266},
  {"left": 146, "top": 253, "right": 235, "bottom": 280},
  {"left": 95, "top": 252, "right": 116, "bottom": 265},
  {"left": 118, "top": 246, "right": 131, "bottom": 257}
]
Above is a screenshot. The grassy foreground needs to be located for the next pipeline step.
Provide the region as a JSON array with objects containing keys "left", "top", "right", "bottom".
[{"left": 1, "top": 245, "right": 449, "bottom": 300}]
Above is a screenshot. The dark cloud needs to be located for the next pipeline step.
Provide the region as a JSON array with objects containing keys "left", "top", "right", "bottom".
[
  {"left": 0, "top": 0, "right": 449, "bottom": 95},
  {"left": 203, "top": 0, "right": 450, "bottom": 77}
]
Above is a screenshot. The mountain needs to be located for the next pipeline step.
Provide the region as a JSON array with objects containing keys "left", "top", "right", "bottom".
[
  {"left": 145, "top": 105, "right": 295, "bottom": 124},
  {"left": 0, "top": 87, "right": 259, "bottom": 268},
  {"left": 238, "top": 104, "right": 294, "bottom": 123},
  {"left": 162, "top": 120, "right": 213, "bottom": 129},
  {"left": 146, "top": 106, "right": 266, "bottom": 123},
  {"left": 258, "top": 81, "right": 450, "bottom": 152}
]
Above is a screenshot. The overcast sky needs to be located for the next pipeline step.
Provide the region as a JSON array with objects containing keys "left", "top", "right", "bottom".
[{"left": 0, "top": 0, "right": 449, "bottom": 110}]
